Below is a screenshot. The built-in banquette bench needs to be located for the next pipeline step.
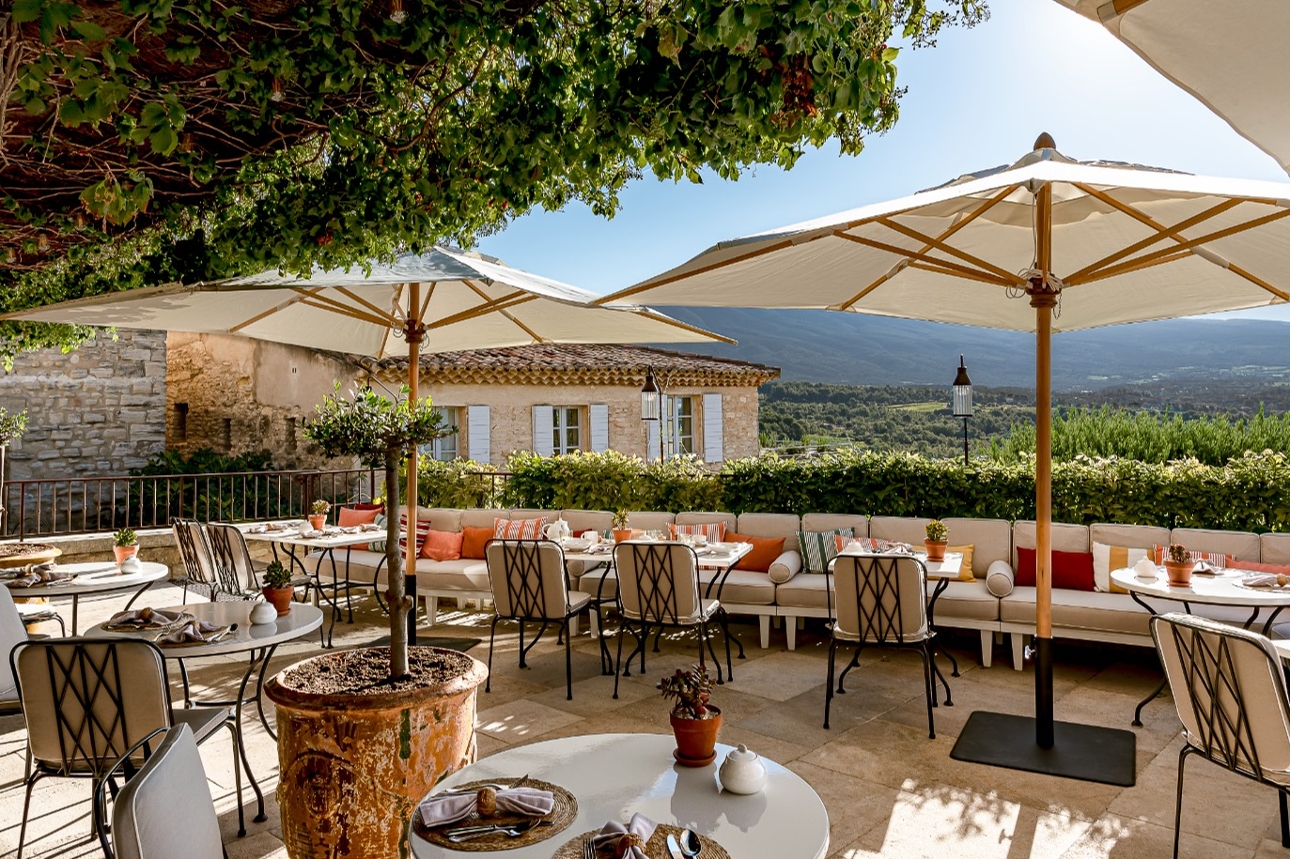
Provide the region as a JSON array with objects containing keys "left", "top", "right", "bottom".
[{"left": 305, "top": 507, "right": 1290, "bottom": 669}]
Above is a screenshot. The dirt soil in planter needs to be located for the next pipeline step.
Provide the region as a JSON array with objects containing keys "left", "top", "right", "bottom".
[
  {"left": 0, "top": 542, "right": 57, "bottom": 559},
  {"left": 277, "top": 647, "right": 476, "bottom": 696}
]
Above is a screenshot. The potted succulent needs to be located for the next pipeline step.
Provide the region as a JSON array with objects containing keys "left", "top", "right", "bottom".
[
  {"left": 612, "top": 509, "right": 633, "bottom": 543},
  {"left": 112, "top": 527, "right": 139, "bottom": 564},
  {"left": 261, "top": 560, "right": 295, "bottom": 615},
  {"left": 924, "top": 520, "right": 948, "bottom": 562},
  {"left": 267, "top": 385, "right": 486, "bottom": 859},
  {"left": 659, "top": 663, "right": 721, "bottom": 767},
  {"left": 307, "top": 499, "right": 331, "bottom": 531},
  {"left": 1165, "top": 543, "right": 1195, "bottom": 586}
]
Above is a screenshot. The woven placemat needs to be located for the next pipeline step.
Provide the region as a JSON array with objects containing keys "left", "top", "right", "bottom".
[
  {"left": 550, "top": 825, "right": 731, "bottom": 859},
  {"left": 414, "top": 778, "right": 576, "bottom": 851}
]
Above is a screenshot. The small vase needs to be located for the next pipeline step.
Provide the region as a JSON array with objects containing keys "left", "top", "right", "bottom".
[
  {"left": 308, "top": 514, "right": 326, "bottom": 531},
  {"left": 263, "top": 585, "right": 294, "bottom": 615},
  {"left": 924, "top": 540, "right": 947, "bottom": 562},
  {"left": 670, "top": 707, "right": 722, "bottom": 766},
  {"left": 113, "top": 545, "right": 139, "bottom": 565},
  {"left": 1165, "top": 560, "right": 1194, "bottom": 586},
  {"left": 612, "top": 529, "right": 633, "bottom": 544}
]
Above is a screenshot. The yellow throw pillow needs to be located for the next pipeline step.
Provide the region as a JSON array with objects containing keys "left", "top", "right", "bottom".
[
  {"left": 1092, "top": 542, "right": 1150, "bottom": 593},
  {"left": 947, "top": 544, "right": 975, "bottom": 581}
]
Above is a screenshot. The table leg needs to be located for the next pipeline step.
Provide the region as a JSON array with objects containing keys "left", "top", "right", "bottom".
[
  {"left": 1128, "top": 591, "right": 1163, "bottom": 727},
  {"left": 925, "top": 578, "right": 959, "bottom": 677},
  {"left": 232, "top": 650, "right": 268, "bottom": 827},
  {"left": 70, "top": 594, "right": 79, "bottom": 636}
]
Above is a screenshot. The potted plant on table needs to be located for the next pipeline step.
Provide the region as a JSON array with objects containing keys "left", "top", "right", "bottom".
[
  {"left": 659, "top": 663, "right": 721, "bottom": 767},
  {"left": 266, "top": 385, "right": 487, "bottom": 859},
  {"left": 112, "top": 528, "right": 139, "bottom": 564},
  {"left": 612, "top": 509, "right": 633, "bottom": 543},
  {"left": 307, "top": 499, "right": 330, "bottom": 531},
  {"left": 261, "top": 560, "right": 294, "bottom": 615},
  {"left": 1164, "top": 543, "right": 1195, "bottom": 586},
  {"left": 924, "top": 520, "right": 948, "bottom": 562}
]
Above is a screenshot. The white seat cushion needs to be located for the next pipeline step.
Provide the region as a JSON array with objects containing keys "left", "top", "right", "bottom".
[
  {"left": 696, "top": 569, "right": 776, "bottom": 606},
  {"left": 415, "top": 561, "right": 491, "bottom": 592},
  {"left": 933, "top": 579, "right": 1000, "bottom": 623},
  {"left": 170, "top": 706, "right": 230, "bottom": 744}
]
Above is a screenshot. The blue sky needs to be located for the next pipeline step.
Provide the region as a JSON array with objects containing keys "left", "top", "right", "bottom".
[{"left": 477, "top": 0, "right": 1290, "bottom": 321}]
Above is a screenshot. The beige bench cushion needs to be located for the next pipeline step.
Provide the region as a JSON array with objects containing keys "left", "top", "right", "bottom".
[
  {"left": 869, "top": 516, "right": 932, "bottom": 546},
  {"left": 1172, "top": 527, "right": 1260, "bottom": 563},
  {"left": 943, "top": 518, "right": 1012, "bottom": 569},
  {"left": 461, "top": 509, "right": 503, "bottom": 529},
  {"left": 577, "top": 567, "right": 618, "bottom": 601},
  {"left": 1263, "top": 533, "right": 1290, "bottom": 565},
  {"left": 1090, "top": 523, "right": 1170, "bottom": 551},
  {"left": 626, "top": 511, "right": 676, "bottom": 531},
  {"left": 696, "top": 569, "right": 776, "bottom": 606},
  {"left": 933, "top": 579, "right": 1000, "bottom": 623},
  {"left": 1012, "top": 521, "right": 1090, "bottom": 566},
  {"left": 1000, "top": 586, "right": 1151, "bottom": 637},
  {"left": 773, "top": 574, "right": 832, "bottom": 610},
  {"left": 802, "top": 513, "right": 868, "bottom": 537},
  {"left": 417, "top": 508, "right": 464, "bottom": 532},
  {"left": 736, "top": 513, "right": 802, "bottom": 551},
  {"left": 561, "top": 510, "right": 614, "bottom": 536},
  {"left": 416, "top": 560, "right": 491, "bottom": 592},
  {"left": 307, "top": 549, "right": 386, "bottom": 585}
]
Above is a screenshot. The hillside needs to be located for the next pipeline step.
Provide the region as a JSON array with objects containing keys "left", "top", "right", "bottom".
[{"left": 658, "top": 308, "right": 1290, "bottom": 391}]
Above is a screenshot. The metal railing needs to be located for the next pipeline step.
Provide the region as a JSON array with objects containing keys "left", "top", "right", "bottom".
[{"left": 3, "top": 467, "right": 385, "bottom": 539}]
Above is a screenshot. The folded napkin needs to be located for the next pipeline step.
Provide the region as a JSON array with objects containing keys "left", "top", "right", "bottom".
[
  {"left": 586, "top": 544, "right": 613, "bottom": 555},
  {"left": 593, "top": 813, "right": 657, "bottom": 859},
  {"left": 5, "top": 565, "right": 74, "bottom": 588},
  {"left": 338, "top": 525, "right": 362, "bottom": 534},
  {"left": 106, "top": 607, "right": 186, "bottom": 628},
  {"left": 1245, "top": 573, "right": 1289, "bottom": 588},
  {"left": 296, "top": 529, "right": 326, "bottom": 539},
  {"left": 158, "top": 620, "right": 227, "bottom": 645},
  {"left": 361, "top": 522, "right": 384, "bottom": 532},
  {"left": 246, "top": 524, "right": 269, "bottom": 534},
  {"left": 1133, "top": 557, "right": 1159, "bottom": 578},
  {"left": 419, "top": 786, "right": 554, "bottom": 827}
]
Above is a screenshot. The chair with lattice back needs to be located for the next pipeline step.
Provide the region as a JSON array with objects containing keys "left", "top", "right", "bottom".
[
  {"left": 611, "top": 541, "right": 734, "bottom": 700},
  {"left": 825, "top": 554, "right": 949, "bottom": 738},
  {"left": 483, "top": 539, "right": 610, "bottom": 700},
  {"left": 1152, "top": 612, "right": 1290, "bottom": 857},
  {"left": 172, "top": 519, "right": 252, "bottom": 602},
  {"left": 9, "top": 638, "right": 244, "bottom": 858}
]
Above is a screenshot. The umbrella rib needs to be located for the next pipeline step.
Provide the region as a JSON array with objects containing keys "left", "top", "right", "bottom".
[
  {"left": 906, "top": 261, "right": 1014, "bottom": 285},
  {"left": 228, "top": 288, "right": 322, "bottom": 334},
  {"left": 418, "top": 282, "right": 435, "bottom": 324},
  {"left": 335, "top": 287, "right": 399, "bottom": 325},
  {"left": 377, "top": 282, "right": 405, "bottom": 359},
  {"left": 1079, "top": 249, "right": 1194, "bottom": 284},
  {"left": 623, "top": 309, "right": 737, "bottom": 345},
  {"left": 1064, "top": 194, "right": 1245, "bottom": 285},
  {"left": 291, "top": 290, "right": 393, "bottom": 327},
  {"left": 874, "top": 218, "right": 1029, "bottom": 285},
  {"left": 835, "top": 186, "right": 1019, "bottom": 309},
  {"left": 834, "top": 233, "right": 1016, "bottom": 287},
  {"left": 595, "top": 237, "right": 800, "bottom": 303},
  {"left": 428, "top": 292, "right": 537, "bottom": 330}
]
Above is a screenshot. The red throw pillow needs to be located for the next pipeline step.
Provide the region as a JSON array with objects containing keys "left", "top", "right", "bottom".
[
  {"left": 1015, "top": 547, "right": 1095, "bottom": 591},
  {"left": 1226, "top": 556, "right": 1290, "bottom": 575},
  {"left": 398, "top": 513, "right": 432, "bottom": 556},
  {"left": 727, "top": 532, "right": 786, "bottom": 573},
  {"left": 461, "top": 526, "right": 493, "bottom": 561},
  {"left": 421, "top": 529, "right": 464, "bottom": 561}
]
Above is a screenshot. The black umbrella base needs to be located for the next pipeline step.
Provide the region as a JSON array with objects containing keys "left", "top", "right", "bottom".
[{"left": 950, "top": 711, "right": 1137, "bottom": 787}]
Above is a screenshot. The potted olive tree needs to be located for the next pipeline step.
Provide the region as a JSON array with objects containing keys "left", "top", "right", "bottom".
[{"left": 265, "top": 385, "right": 488, "bottom": 859}]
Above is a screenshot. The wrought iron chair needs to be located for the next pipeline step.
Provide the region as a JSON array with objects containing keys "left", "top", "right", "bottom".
[
  {"left": 611, "top": 541, "right": 735, "bottom": 700},
  {"left": 483, "top": 539, "right": 611, "bottom": 700},
  {"left": 9, "top": 638, "right": 245, "bottom": 858},
  {"left": 206, "top": 522, "right": 308, "bottom": 595},
  {"left": 1152, "top": 612, "right": 1290, "bottom": 858},
  {"left": 94, "top": 725, "right": 226, "bottom": 859},
  {"left": 824, "top": 554, "right": 950, "bottom": 738},
  {"left": 171, "top": 519, "right": 221, "bottom": 602}
]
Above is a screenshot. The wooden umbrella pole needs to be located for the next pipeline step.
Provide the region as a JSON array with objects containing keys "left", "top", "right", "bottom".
[{"left": 404, "top": 281, "right": 426, "bottom": 647}]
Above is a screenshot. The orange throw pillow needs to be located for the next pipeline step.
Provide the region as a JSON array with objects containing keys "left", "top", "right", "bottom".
[
  {"left": 338, "top": 506, "right": 381, "bottom": 550},
  {"left": 461, "top": 526, "right": 493, "bottom": 561},
  {"left": 1226, "top": 556, "right": 1290, "bottom": 575},
  {"left": 727, "top": 531, "right": 786, "bottom": 573},
  {"left": 421, "top": 529, "right": 464, "bottom": 561}
]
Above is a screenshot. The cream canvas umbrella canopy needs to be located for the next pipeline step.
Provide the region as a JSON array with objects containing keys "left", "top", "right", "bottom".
[
  {"left": 602, "top": 135, "right": 1290, "bottom": 784},
  {"left": 7, "top": 244, "right": 731, "bottom": 643},
  {"left": 1052, "top": 0, "right": 1290, "bottom": 176}
]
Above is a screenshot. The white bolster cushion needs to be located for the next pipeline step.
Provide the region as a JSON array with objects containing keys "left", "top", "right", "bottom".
[
  {"left": 768, "top": 550, "right": 803, "bottom": 584},
  {"left": 986, "top": 560, "right": 1015, "bottom": 598}
]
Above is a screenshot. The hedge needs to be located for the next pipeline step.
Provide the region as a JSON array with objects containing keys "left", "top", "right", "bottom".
[{"left": 438, "top": 449, "right": 1290, "bottom": 534}]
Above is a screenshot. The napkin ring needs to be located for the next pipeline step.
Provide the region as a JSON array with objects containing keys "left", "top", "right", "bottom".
[
  {"left": 617, "top": 833, "right": 645, "bottom": 856},
  {"left": 476, "top": 787, "right": 497, "bottom": 816}
]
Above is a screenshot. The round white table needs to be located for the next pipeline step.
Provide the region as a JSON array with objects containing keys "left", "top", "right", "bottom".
[
  {"left": 89, "top": 601, "right": 323, "bottom": 834},
  {"left": 409, "top": 733, "right": 829, "bottom": 859},
  {"left": 4, "top": 560, "right": 169, "bottom": 633}
]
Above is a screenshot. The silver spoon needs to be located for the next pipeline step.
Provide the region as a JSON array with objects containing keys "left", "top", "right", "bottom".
[{"left": 679, "top": 828, "right": 702, "bottom": 857}]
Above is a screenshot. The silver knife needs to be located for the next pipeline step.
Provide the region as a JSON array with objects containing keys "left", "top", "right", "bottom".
[{"left": 666, "top": 834, "right": 685, "bottom": 859}]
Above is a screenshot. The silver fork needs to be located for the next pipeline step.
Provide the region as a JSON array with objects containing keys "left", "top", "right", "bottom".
[{"left": 583, "top": 835, "right": 596, "bottom": 859}]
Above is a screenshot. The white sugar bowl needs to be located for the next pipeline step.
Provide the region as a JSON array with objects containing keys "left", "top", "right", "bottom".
[
  {"left": 250, "top": 601, "right": 280, "bottom": 625},
  {"left": 118, "top": 556, "right": 143, "bottom": 574},
  {"left": 719, "top": 743, "right": 767, "bottom": 795}
]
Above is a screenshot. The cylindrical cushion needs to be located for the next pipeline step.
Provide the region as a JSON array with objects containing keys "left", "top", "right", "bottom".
[
  {"left": 768, "top": 550, "right": 803, "bottom": 584},
  {"left": 986, "top": 559, "right": 1015, "bottom": 597}
]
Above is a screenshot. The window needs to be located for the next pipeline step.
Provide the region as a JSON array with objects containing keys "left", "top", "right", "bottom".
[
  {"left": 174, "top": 402, "right": 188, "bottom": 441},
  {"left": 664, "top": 395, "right": 694, "bottom": 458},
  {"left": 552, "top": 406, "right": 581, "bottom": 455},
  {"left": 419, "top": 406, "right": 460, "bottom": 461}
]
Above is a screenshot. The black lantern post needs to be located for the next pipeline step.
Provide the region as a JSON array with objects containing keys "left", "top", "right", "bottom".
[{"left": 951, "top": 355, "right": 974, "bottom": 466}]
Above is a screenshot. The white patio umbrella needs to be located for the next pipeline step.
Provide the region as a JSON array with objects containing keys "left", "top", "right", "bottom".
[
  {"left": 1053, "top": 0, "right": 1290, "bottom": 175},
  {"left": 601, "top": 135, "right": 1290, "bottom": 785},
  {"left": 7, "top": 245, "right": 731, "bottom": 643}
]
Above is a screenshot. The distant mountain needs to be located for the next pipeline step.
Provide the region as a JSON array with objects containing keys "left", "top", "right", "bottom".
[{"left": 656, "top": 308, "right": 1290, "bottom": 391}]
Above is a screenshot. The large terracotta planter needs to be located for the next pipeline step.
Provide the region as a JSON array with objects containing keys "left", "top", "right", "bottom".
[
  {"left": 670, "top": 707, "right": 722, "bottom": 766},
  {"left": 265, "top": 647, "right": 488, "bottom": 859}
]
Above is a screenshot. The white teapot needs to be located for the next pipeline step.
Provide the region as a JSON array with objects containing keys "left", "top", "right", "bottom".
[
  {"left": 718, "top": 743, "right": 767, "bottom": 795},
  {"left": 544, "top": 517, "right": 571, "bottom": 542}
]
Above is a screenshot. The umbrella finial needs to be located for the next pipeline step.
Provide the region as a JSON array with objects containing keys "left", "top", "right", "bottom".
[{"left": 1033, "top": 132, "right": 1056, "bottom": 151}]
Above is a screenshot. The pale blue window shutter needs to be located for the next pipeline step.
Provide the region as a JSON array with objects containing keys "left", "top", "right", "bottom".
[
  {"left": 467, "top": 405, "right": 491, "bottom": 464},
  {"left": 590, "top": 404, "right": 610, "bottom": 452},
  {"left": 646, "top": 418, "right": 661, "bottom": 461},
  {"left": 702, "top": 393, "right": 724, "bottom": 463},
  {"left": 532, "top": 405, "right": 554, "bottom": 456}
]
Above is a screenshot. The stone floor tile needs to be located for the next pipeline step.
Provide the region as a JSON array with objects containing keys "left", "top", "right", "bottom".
[
  {"left": 1059, "top": 812, "right": 1254, "bottom": 858},
  {"left": 475, "top": 698, "right": 585, "bottom": 741}
]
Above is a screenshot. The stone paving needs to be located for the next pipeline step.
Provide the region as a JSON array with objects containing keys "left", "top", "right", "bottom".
[{"left": 2, "top": 584, "right": 1287, "bottom": 859}]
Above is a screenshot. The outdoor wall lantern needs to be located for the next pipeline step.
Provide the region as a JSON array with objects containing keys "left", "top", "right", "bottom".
[
  {"left": 951, "top": 355, "right": 974, "bottom": 466},
  {"left": 640, "top": 366, "right": 661, "bottom": 422}
]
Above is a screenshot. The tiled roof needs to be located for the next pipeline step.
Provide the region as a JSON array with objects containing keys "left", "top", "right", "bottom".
[{"left": 361, "top": 344, "right": 779, "bottom": 387}]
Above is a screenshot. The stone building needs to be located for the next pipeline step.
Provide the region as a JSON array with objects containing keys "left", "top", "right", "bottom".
[{"left": 166, "top": 334, "right": 778, "bottom": 467}]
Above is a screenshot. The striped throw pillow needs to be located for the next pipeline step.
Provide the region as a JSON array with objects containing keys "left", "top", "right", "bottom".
[
  {"left": 798, "top": 529, "right": 855, "bottom": 573},
  {"left": 494, "top": 517, "right": 546, "bottom": 540},
  {"left": 398, "top": 514, "right": 431, "bottom": 555},
  {"left": 669, "top": 522, "right": 727, "bottom": 542},
  {"left": 1092, "top": 542, "right": 1150, "bottom": 593},
  {"left": 1152, "top": 545, "right": 1226, "bottom": 567},
  {"left": 367, "top": 513, "right": 388, "bottom": 553}
]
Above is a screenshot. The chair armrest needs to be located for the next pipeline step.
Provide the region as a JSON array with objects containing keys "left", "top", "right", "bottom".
[
  {"left": 768, "top": 550, "right": 803, "bottom": 584},
  {"left": 986, "top": 560, "right": 1015, "bottom": 597}
]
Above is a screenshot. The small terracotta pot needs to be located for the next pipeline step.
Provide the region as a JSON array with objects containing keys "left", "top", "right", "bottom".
[
  {"left": 1165, "top": 560, "right": 1194, "bottom": 586},
  {"left": 924, "top": 540, "right": 947, "bottom": 562},
  {"left": 670, "top": 707, "right": 722, "bottom": 766},
  {"left": 612, "top": 529, "right": 633, "bottom": 543},
  {"left": 308, "top": 514, "right": 327, "bottom": 530},
  {"left": 263, "top": 585, "right": 294, "bottom": 615},
  {"left": 113, "top": 545, "right": 139, "bottom": 565}
]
